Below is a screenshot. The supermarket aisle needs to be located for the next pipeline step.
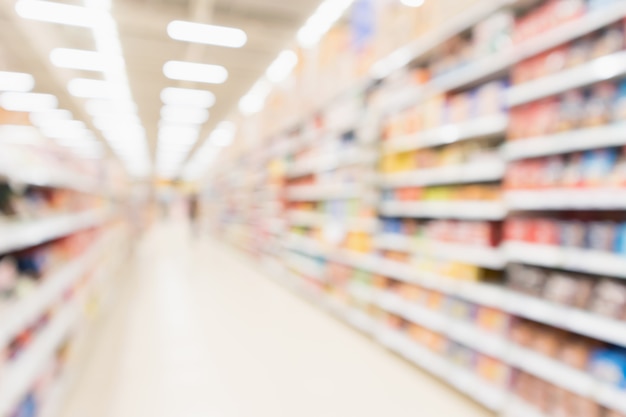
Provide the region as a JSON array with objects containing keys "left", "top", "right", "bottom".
[{"left": 60, "top": 221, "right": 493, "bottom": 417}]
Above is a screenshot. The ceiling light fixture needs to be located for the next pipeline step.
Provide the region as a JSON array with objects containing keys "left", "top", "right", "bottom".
[
  {"left": 15, "top": 0, "right": 106, "bottom": 27},
  {"left": 160, "top": 105, "right": 209, "bottom": 125},
  {"left": 167, "top": 21, "right": 247, "bottom": 48},
  {"left": 297, "top": 0, "right": 356, "bottom": 48},
  {"left": 50, "top": 48, "right": 124, "bottom": 72},
  {"left": 400, "top": 0, "right": 425, "bottom": 6},
  {"left": 160, "top": 87, "right": 215, "bottom": 108},
  {"left": 68, "top": 78, "right": 122, "bottom": 99},
  {"left": 209, "top": 121, "right": 236, "bottom": 146},
  {"left": 0, "top": 71, "right": 35, "bottom": 92},
  {"left": 0, "top": 92, "right": 58, "bottom": 112},
  {"left": 29, "top": 109, "right": 73, "bottom": 127},
  {"left": 163, "top": 61, "right": 228, "bottom": 84},
  {"left": 85, "top": 99, "right": 137, "bottom": 116},
  {"left": 238, "top": 79, "right": 272, "bottom": 115},
  {"left": 265, "top": 50, "right": 298, "bottom": 84}
]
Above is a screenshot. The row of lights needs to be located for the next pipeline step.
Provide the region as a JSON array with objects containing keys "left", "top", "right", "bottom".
[
  {"left": 14, "top": 0, "right": 150, "bottom": 177},
  {"left": 5, "top": 0, "right": 422, "bottom": 181},
  {"left": 0, "top": 70, "right": 104, "bottom": 159},
  {"left": 154, "top": 21, "right": 240, "bottom": 179}
]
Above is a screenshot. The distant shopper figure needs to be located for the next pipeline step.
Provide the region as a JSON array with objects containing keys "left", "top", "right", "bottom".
[{"left": 189, "top": 194, "right": 200, "bottom": 236}]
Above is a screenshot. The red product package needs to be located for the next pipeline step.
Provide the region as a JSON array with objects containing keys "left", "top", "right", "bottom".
[
  {"left": 504, "top": 218, "right": 532, "bottom": 242},
  {"left": 530, "top": 218, "right": 560, "bottom": 245}
]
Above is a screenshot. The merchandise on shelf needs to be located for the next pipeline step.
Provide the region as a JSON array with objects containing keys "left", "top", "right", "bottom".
[
  {"left": 380, "top": 137, "right": 501, "bottom": 174},
  {"left": 381, "top": 218, "right": 502, "bottom": 248},
  {"left": 0, "top": 228, "right": 101, "bottom": 313},
  {"left": 513, "top": 22, "right": 625, "bottom": 85},
  {"left": 505, "top": 216, "right": 626, "bottom": 255},
  {"left": 508, "top": 82, "right": 626, "bottom": 140},
  {"left": 383, "top": 81, "right": 507, "bottom": 142},
  {"left": 506, "top": 263, "right": 626, "bottom": 320},
  {"left": 382, "top": 184, "right": 502, "bottom": 203},
  {"left": 505, "top": 147, "right": 626, "bottom": 190},
  {"left": 0, "top": 182, "right": 103, "bottom": 222}
]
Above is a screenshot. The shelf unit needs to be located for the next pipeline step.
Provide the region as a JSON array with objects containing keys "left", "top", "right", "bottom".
[{"left": 206, "top": 0, "right": 626, "bottom": 414}]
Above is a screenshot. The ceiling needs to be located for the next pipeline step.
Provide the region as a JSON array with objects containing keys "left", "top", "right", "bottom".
[{"left": 0, "top": 0, "right": 321, "bottom": 178}]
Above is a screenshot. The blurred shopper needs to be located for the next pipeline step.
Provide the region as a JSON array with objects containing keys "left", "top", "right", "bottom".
[{"left": 188, "top": 193, "right": 200, "bottom": 236}]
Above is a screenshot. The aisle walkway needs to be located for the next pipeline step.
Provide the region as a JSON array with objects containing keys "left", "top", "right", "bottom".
[{"left": 61, "top": 221, "right": 494, "bottom": 417}]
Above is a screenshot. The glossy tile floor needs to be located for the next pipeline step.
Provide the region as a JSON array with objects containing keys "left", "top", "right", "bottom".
[{"left": 60, "top": 221, "right": 494, "bottom": 417}]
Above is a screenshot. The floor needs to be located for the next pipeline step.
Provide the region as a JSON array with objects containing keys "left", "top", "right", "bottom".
[{"left": 60, "top": 221, "right": 494, "bottom": 417}]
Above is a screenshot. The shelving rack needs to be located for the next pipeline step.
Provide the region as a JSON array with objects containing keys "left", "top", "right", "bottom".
[
  {"left": 0, "top": 141, "right": 133, "bottom": 417},
  {"left": 206, "top": 0, "right": 626, "bottom": 415}
]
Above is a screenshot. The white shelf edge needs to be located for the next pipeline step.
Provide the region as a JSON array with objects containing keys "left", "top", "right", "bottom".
[
  {"left": 503, "top": 124, "right": 626, "bottom": 160},
  {"left": 0, "top": 208, "right": 110, "bottom": 254},
  {"left": 505, "top": 189, "right": 626, "bottom": 210},
  {"left": 286, "top": 184, "right": 363, "bottom": 201},
  {"left": 374, "top": 235, "right": 505, "bottom": 269},
  {"left": 286, "top": 149, "right": 376, "bottom": 178},
  {"left": 380, "top": 201, "right": 507, "bottom": 220},
  {"left": 504, "top": 241, "right": 626, "bottom": 279},
  {"left": 507, "top": 50, "right": 626, "bottom": 107},
  {"left": 383, "top": 115, "right": 508, "bottom": 154},
  {"left": 379, "top": 159, "right": 505, "bottom": 188}
]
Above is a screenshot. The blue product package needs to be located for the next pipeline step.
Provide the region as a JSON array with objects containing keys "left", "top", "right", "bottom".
[
  {"left": 590, "top": 348, "right": 626, "bottom": 389},
  {"left": 582, "top": 148, "right": 619, "bottom": 187},
  {"left": 613, "top": 80, "right": 626, "bottom": 122},
  {"left": 614, "top": 222, "right": 626, "bottom": 255}
]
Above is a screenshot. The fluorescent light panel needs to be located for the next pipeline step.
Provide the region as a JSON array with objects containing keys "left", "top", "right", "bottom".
[
  {"left": 29, "top": 109, "right": 73, "bottom": 127},
  {"left": 163, "top": 61, "right": 228, "bottom": 84},
  {"left": 85, "top": 99, "right": 137, "bottom": 116},
  {"left": 0, "top": 71, "right": 35, "bottom": 92},
  {"left": 167, "top": 21, "right": 247, "bottom": 48},
  {"left": 160, "top": 105, "right": 209, "bottom": 125},
  {"left": 239, "top": 79, "right": 271, "bottom": 115},
  {"left": 160, "top": 87, "right": 215, "bottom": 108},
  {"left": 0, "top": 92, "right": 58, "bottom": 112},
  {"left": 68, "top": 78, "right": 123, "bottom": 99},
  {"left": 50, "top": 48, "right": 124, "bottom": 72},
  {"left": 297, "top": 0, "right": 355, "bottom": 48},
  {"left": 266, "top": 50, "right": 298, "bottom": 83},
  {"left": 15, "top": 0, "right": 106, "bottom": 28}
]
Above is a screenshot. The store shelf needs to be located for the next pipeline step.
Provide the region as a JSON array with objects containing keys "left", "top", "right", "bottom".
[
  {"left": 373, "top": 291, "right": 509, "bottom": 359},
  {"left": 507, "top": 345, "right": 595, "bottom": 397},
  {"left": 0, "top": 230, "right": 114, "bottom": 347},
  {"left": 286, "top": 184, "right": 363, "bottom": 201},
  {"left": 0, "top": 209, "right": 110, "bottom": 254},
  {"left": 382, "top": 115, "right": 508, "bottom": 154},
  {"left": 503, "top": 399, "right": 550, "bottom": 417},
  {"left": 287, "top": 211, "right": 379, "bottom": 232},
  {"left": 286, "top": 149, "right": 376, "bottom": 178},
  {"left": 373, "top": 327, "right": 508, "bottom": 412},
  {"left": 515, "top": 1, "right": 626, "bottom": 62},
  {"left": 371, "top": 290, "right": 625, "bottom": 408},
  {"left": 507, "top": 50, "right": 626, "bottom": 107},
  {"left": 285, "top": 254, "right": 326, "bottom": 282},
  {"left": 0, "top": 304, "right": 78, "bottom": 417},
  {"left": 503, "top": 124, "right": 626, "bottom": 160},
  {"left": 370, "top": 0, "right": 512, "bottom": 79},
  {"left": 374, "top": 257, "right": 626, "bottom": 348},
  {"left": 284, "top": 234, "right": 382, "bottom": 274},
  {"left": 380, "top": 159, "right": 505, "bottom": 188},
  {"left": 504, "top": 241, "right": 626, "bottom": 279},
  {"left": 380, "top": 201, "right": 507, "bottom": 220},
  {"left": 375, "top": 234, "right": 505, "bottom": 269},
  {"left": 505, "top": 189, "right": 626, "bottom": 210}
]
